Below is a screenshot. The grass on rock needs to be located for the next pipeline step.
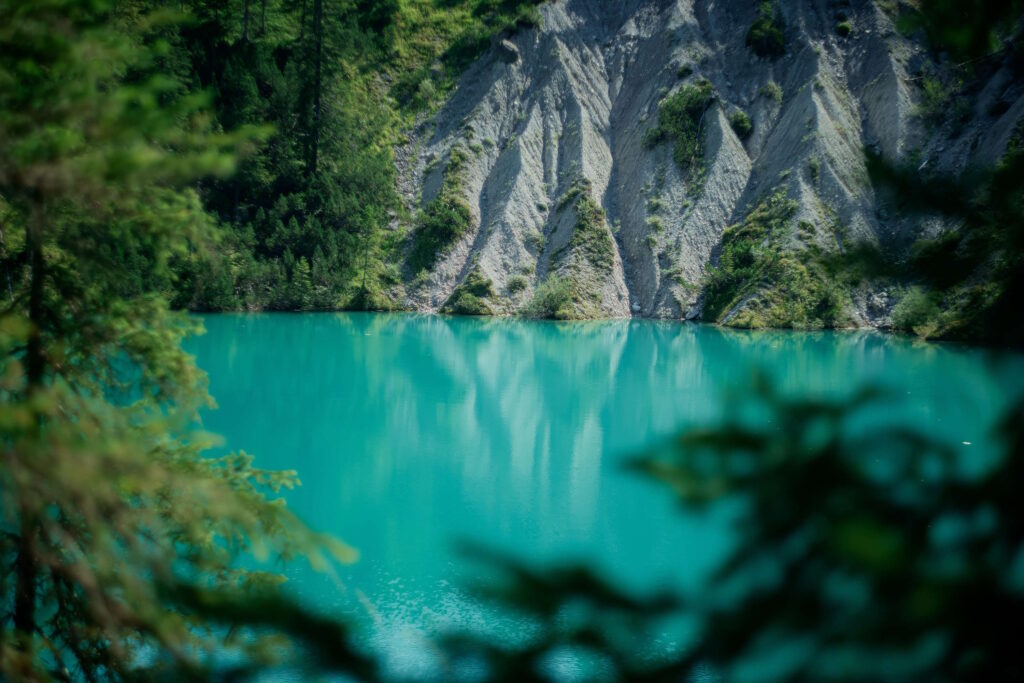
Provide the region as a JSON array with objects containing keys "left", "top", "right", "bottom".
[{"left": 702, "top": 191, "right": 851, "bottom": 329}]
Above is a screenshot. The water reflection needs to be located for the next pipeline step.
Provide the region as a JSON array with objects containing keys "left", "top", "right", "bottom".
[{"left": 188, "top": 314, "right": 1024, "bottom": 660}]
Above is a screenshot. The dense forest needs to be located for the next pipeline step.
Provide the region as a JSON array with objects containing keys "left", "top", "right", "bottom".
[{"left": 102, "top": 0, "right": 544, "bottom": 312}]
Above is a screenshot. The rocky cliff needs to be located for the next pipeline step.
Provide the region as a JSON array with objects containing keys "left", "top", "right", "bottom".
[{"left": 394, "top": 0, "right": 1024, "bottom": 325}]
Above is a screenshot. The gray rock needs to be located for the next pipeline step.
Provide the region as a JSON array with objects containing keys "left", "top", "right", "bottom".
[
  {"left": 393, "top": 0, "right": 1024, "bottom": 323},
  {"left": 496, "top": 39, "right": 520, "bottom": 64}
]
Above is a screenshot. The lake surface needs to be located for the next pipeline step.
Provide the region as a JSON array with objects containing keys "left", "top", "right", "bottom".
[{"left": 188, "top": 313, "right": 1024, "bottom": 675}]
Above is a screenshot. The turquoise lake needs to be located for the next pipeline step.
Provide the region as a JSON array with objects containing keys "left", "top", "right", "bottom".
[{"left": 188, "top": 313, "right": 1024, "bottom": 674}]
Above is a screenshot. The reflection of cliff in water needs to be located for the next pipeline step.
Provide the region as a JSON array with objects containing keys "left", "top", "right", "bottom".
[{"left": 188, "top": 313, "right": 1024, "bottom": 641}]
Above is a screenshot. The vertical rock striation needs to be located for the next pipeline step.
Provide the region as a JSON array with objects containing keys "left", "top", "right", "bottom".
[{"left": 395, "top": 0, "right": 1024, "bottom": 324}]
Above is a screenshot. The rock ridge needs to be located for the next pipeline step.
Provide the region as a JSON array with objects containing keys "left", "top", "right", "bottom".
[{"left": 395, "top": 0, "right": 1024, "bottom": 326}]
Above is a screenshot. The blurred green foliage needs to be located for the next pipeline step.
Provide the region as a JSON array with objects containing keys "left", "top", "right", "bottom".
[
  {"left": 864, "top": 118, "right": 1024, "bottom": 345},
  {"left": 3, "top": 0, "right": 1024, "bottom": 680},
  {"left": 812, "top": 0, "right": 1024, "bottom": 345},
  {"left": 276, "top": 360, "right": 1012, "bottom": 681},
  {"left": 896, "top": 0, "right": 1023, "bottom": 61},
  {"left": 407, "top": 379, "right": 1024, "bottom": 682},
  {"left": 0, "top": 1, "right": 368, "bottom": 679},
  {"left": 630, "top": 379, "right": 1024, "bottom": 681}
]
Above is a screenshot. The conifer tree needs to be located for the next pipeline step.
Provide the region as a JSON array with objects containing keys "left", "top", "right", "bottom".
[{"left": 0, "top": 2, "right": 368, "bottom": 679}]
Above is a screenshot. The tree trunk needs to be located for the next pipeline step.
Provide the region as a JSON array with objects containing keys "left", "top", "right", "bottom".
[
  {"left": 260, "top": 0, "right": 267, "bottom": 34},
  {"left": 14, "top": 202, "right": 46, "bottom": 647},
  {"left": 361, "top": 228, "right": 370, "bottom": 308},
  {"left": 309, "top": 0, "right": 323, "bottom": 175},
  {"left": 242, "top": 0, "right": 251, "bottom": 42},
  {"left": 299, "top": 0, "right": 308, "bottom": 40},
  {"left": 13, "top": 519, "right": 37, "bottom": 643},
  {"left": 0, "top": 221, "right": 15, "bottom": 303},
  {"left": 25, "top": 203, "right": 45, "bottom": 397}
]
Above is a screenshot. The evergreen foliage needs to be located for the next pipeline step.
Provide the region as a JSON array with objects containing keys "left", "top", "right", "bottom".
[
  {"left": 746, "top": 1, "right": 786, "bottom": 59},
  {"left": 0, "top": 2, "right": 365, "bottom": 678},
  {"left": 46, "top": 0, "right": 547, "bottom": 313},
  {"left": 389, "top": 0, "right": 544, "bottom": 112},
  {"left": 2, "top": 0, "right": 1024, "bottom": 678},
  {"left": 167, "top": 0, "right": 401, "bottom": 311}
]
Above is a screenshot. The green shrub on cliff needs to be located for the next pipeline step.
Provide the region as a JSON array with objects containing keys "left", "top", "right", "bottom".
[
  {"left": 442, "top": 267, "right": 496, "bottom": 315},
  {"left": 747, "top": 1, "right": 786, "bottom": 58},
  {"left": 409, "top": 148, "right": 475, "bottom": 273},
  {"left": 643, "top": 80, "right": 715, "bottom": 175},
  {"left": 760, "top": 80, "right": 784, "bottom": 104},
  {"left": 565, "top": 194, "right": 615, "bottom": 272},
  {"left": 729, "top": 110, "right": 753, "bottom": 139},
  {"left": 522, "top": 276, "right": 575, "bottom": 319},
  {"left": 702, "top": 192, "right": 850, "bottom": 329}
]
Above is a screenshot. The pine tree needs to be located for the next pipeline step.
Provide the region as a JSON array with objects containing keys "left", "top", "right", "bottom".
[{"left": 0, "top": 1, "right": 368, "bottom": 679}]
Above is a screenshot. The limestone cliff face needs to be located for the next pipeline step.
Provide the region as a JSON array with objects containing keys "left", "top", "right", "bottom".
[{"left": 394, "top": 0, "right": 1024, "bottom": 324}]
